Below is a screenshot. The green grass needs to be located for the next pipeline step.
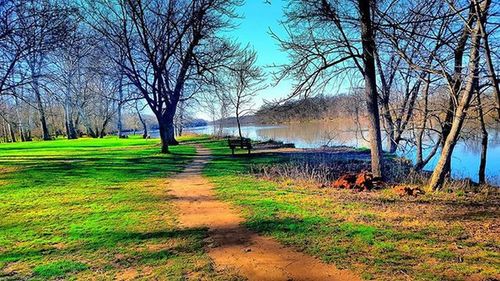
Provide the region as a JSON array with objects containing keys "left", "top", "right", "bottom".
[
  {"left": 2, "top": 136, "right": 497, "bottom": 280},
  {"left": 0, "top": 136, "right": 229, "bottom": 280},
  {"left": 203, "top": 139, "right": 500, "bottom": 281}
]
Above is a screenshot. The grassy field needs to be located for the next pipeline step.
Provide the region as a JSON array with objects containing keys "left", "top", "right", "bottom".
[
  {"left": 0, "top": 136, "right": 229, "bottom": 280},
  {"left": 1, "top": 136, "right": 498, "bottom": 280},
  {"left": 203, "top": 140, "right": 500, "bottom": 281}
]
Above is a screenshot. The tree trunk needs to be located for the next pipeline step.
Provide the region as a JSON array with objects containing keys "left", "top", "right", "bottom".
[
  {"left": 68, "top": 118, "right": 77, "bottom": 139},
  {"left": 64, "top": 102, "right": 78, "bottom": 139},
  {"left": 167, "top": 122, "right": 178, "bottom": 145},
  {"left": 440, "top": 6, "right": 477, "bottom": 177},
  {"left": 117, "top": 74, "right": 124, "bottom": 138},
  {"left": 386, "top": 131, "right": 397, "bottom": 153},
  {"left": 34, "top": 78, "right": 51, "bottom": 140},
  {"left": 15, "top": 97, "right": 25, "bottom": 142},
  {"left": 158, "top": 120, "right": 170, "bottom": 153},
  {"left": 375, "top": 52, "right": 397, "bottom": 154},
  {"left": 164, "top": 106, "right": 178, "bottom": 145},
  {"left": 359, "top": 0, "right": 384, "bottom": 178},
  {"left": 428, "top": 1, "right": 487, "bottom": 190},
  {"left": 415, "top": 75, "right": 437, "bottom": 171},
  {"left": 236, "top": 113, "right": 243, "bottom": 143},
  {"left": 476, "top": 83, "right": 488, "bottom": 184},
  {"left": 87, "top": 127, "right": 97, "bottom": 138},
  {"left": 64, "top": 104, "right": 70, "bottom": 138},
  {"left": 8, "top": 122, "right": 16, "bottom": 142},
  {"left": 137, "top": 107, "right": 148, "bottom": 139},
  {"left": 235, "top": 100, "right": 244, "bottom": 145},
  {"left": 31, "top": 56, "right": 51, "bottom": 141},
  {"left": 2, "top": 120, "right": 8, "bottom": 142}
]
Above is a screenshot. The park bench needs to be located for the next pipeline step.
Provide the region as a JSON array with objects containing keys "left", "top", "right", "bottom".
[{"left": 228, "top": 138, "right": 252, "bottom": 155}]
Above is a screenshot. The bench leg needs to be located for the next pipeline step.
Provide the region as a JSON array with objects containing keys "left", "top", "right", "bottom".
[{"left": 231, "top": 148, "right": 235, "bottom": 156}]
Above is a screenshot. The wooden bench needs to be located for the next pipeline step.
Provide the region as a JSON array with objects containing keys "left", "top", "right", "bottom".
[{"left": 228, "top": 138, "right": 252, "bottom": 155}]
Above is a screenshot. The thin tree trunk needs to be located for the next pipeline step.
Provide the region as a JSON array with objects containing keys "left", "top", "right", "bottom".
[
  {"left": 428, "top": 1, "right": 487, "bottom": 190},
  {"left": 64, "top": 104, "right": 70, "bottom": 138},
  {"left": 236, "top": 102, "right": 244, "bottom": 143},
  {"left": 137, "top": 107, "right": 148, "bottom": 139},
  {"left": 476, "top": 85, "right": 488, "bottom": 184},
  {"left": 31, "top": 57, "right": 51, "bottom": 141},
  {"left": 8, "top": 122, "right": 16, "bottom": 142},
  {"left": 237, "top": 114, "right": 243, "bottom": 142},
  {"left": 2, "top": 120, "right": 9, "bottom": 142},
  {"left": 359, "top": 0, "right": 384, "bottom": 178},
  {"left": 440, "top": 6, "right": 477, "bottom": 176},
  {"left": 375, "top": 52, "right": 397, "bottom": 153},
  {"left": 34, "top": 80, "right": 50, "bottom": 140},
  {"left": 480, "top": 20, "right": 500, "bottom": 120},
  {"left": 415, "top": 77, "right": 431, "bottom": 170},
  {"left": 117, "top": 74, "right": 124, "bottom": 138},
  {"left": 15, "top": 97, "right": 25, "bottom": 142}
]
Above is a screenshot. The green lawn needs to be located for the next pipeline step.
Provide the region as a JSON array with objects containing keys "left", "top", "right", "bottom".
[
  {"left": 1, "top": 137, "right": 498, "bottom": 280},
  {"left": 203, "top": 140, "right": 500, "bottom": 281},
  {"left": 0, "top": 137, "right": 227, "bottom": 280}
]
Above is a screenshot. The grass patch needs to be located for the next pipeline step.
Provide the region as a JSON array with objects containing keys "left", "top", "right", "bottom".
[
  {"left": 203, "top": 139, "right": 500, "bottom": 281},
  {"left": 33, "top": 260, "right": 88, "bottom": 278},
  {"left": 0, "top": 136, "right": 231, "bottom": 280}
]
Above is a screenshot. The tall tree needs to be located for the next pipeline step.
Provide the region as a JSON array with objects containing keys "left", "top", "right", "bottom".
[
  {"left": 274, "top": 0, "right": 385, "bottom": 178},
  {"left": 87, "top": 0, "right": 242, "bottom": 153},
  {"left": 428, "top": 0, "right": 490, "bottom": 190},
  {"left": 16, "top": 0, "right": 75, "bottom": 140}
]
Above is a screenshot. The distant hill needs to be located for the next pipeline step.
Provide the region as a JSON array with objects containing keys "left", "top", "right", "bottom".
[
  {"left": 209, "top": 115, "right": 258, "bottom": 126},
  {"left": 185, "top": 118, "right": 208, "bottom": 128},
  {"left": 255, "top": 94, "right": 362, "bottom": 124},
  {"left": 209, "top": 94, "right": 362, "bottom": 126}
]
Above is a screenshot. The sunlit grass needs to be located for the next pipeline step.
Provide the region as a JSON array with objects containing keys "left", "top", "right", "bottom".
[
  {"left": 0, "top": 136, "right": 228, "bottom": 280},
  {"left": 203, "top": 139, "right": 500, "bottom": 281}
]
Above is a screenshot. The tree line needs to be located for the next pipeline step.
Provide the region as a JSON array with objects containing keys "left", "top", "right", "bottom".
[{"left": 0, "top": 0, "right": 260, "bottom": 151}]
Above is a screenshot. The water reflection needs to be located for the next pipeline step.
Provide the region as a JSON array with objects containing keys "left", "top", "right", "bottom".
[{"left": 183, "top": 122, "right": 500, "bottom": 185}]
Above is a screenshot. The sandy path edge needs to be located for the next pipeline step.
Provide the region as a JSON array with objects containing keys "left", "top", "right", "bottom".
[{"left": 167, "top": 145, "right": 361, "bottom": 281}]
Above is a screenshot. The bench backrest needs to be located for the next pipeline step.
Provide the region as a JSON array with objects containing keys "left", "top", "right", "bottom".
[{"left": 228, "top": 138, "right": 251, "bottom": 146}]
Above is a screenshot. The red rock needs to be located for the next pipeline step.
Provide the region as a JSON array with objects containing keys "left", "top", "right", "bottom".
[
  {"left": 331, "top": 174, "right": 356, "bottom": 189},
  {"left": 331, "top": 171, "right": 383, "bottom": 191},
  {"left": 393, "top": 185, "right": 425, "bottom": 197},
  {"left": 355, "top": 171, "right": 374, "bottom": 190}
]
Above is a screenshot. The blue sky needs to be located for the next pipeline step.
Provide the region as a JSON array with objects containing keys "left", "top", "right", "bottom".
[{"left": 226, "top": 0, "right": 291, "bottom": 105}]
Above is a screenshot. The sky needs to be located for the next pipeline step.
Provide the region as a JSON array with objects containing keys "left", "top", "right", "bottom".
[
  {"left": 221, "top": 0, "right": 292, "bottom": 108},
  {"left": 212, "top": 0, "right": 352, "bottom": 119}
]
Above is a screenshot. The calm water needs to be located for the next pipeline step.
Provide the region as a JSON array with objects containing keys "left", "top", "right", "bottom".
[{"left": 179, "top": 121, "right": 500, "bottom": 185}]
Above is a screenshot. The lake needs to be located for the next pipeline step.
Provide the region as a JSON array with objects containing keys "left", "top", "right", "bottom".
[{"left": 175, "top": 121, "right": 500, "bottom": 185}]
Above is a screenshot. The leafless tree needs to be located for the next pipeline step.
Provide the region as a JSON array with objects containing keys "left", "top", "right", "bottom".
[
  {"left": 427, "top": 0, "right": 491, "bottom": 190},
  {"left": 226, "top": 47, "right": 266, "bottom": 141},
  {"left": 15, "top": 0, "right": 76, "bottom": 140},
  {"left": 273, "top": 0, "right": 385, "bottom": 178},
  {"left": 85, "top": 0, "right": 243, "bottom": 153}
]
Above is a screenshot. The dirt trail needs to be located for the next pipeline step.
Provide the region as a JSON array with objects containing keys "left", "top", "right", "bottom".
[{"left": 168, "top": 145, "right": 360, "bottom": 281}]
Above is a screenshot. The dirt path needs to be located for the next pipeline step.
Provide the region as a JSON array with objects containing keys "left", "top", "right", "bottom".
[{"left": 168, "top": 145, "right": 360, "bottom": 281}]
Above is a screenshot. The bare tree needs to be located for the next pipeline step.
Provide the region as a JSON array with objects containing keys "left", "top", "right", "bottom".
[
  {"left": 274, "top": 0, "right": 385, "bottom": 178},
  {"left": 16, "top": 0, "right": 75, "bottom": 140},
  {"left": 428, "top": 0, "right": 490, "bottom": 190},
  {"left": 227, "top": 47, "right": 265, "bottom": 141},
  {"left": 86, "top": 0, "right": 242, "bottom": 153}
]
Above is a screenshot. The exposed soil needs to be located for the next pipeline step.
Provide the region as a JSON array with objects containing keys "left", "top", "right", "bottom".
[{"left": 167, "top": 145, "right": 360, "bottom": 281}]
